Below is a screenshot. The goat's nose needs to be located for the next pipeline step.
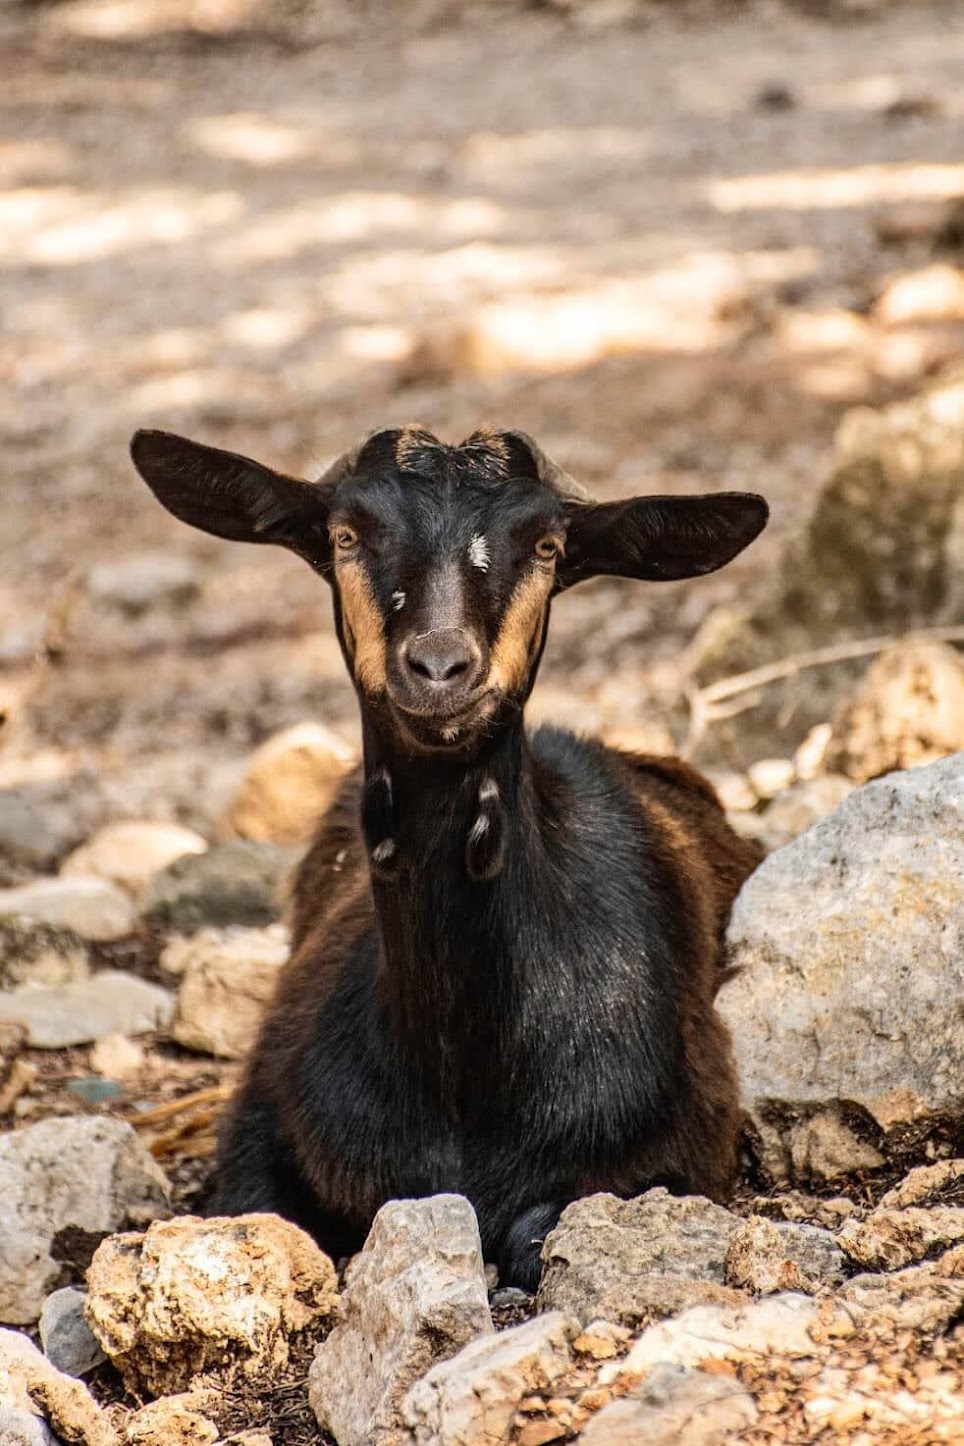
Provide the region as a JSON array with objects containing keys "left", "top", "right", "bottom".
[{"left": 403, "top": 629, "right": 480, "bottom": 686}]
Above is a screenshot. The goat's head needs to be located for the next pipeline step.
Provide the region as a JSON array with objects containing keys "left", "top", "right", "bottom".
[{"left": 130, "top": 424, "right": 768, "bottom": 752}]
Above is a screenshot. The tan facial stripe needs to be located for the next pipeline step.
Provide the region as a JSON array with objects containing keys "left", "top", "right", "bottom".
[
  {"left": 486, "top": 568, "right": 553, "bottom": 694},
  {"left": 337, "top": 560, "right": 386, "bottom": 691}
]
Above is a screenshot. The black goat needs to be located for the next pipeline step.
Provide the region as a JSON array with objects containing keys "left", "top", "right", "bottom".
[{"left": 131, "top": 424, "right": 767, "bottom": 1288}]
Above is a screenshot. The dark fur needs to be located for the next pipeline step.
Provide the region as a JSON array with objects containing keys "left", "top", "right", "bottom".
[{"left": 129, "top": 423, "right": 767, "bottom": 1288}]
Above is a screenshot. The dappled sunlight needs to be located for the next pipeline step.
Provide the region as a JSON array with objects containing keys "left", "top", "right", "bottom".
[
  {"left": 708, "top": 162, "right": 964, "bottom": 214},
  {"left": 2, "top": 186, "right": 244, "bottom": 266}
]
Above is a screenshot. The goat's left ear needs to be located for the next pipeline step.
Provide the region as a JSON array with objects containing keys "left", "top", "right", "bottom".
[
  {"left": 130, "top": 430, "right": 332, "bottom": 569},
  {"left": 556, "top": 492, "right": 769, "bottom": 590}
]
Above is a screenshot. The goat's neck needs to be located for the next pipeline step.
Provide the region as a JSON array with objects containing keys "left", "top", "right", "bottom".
[{"left": 360, "top": 714, "right": 536, "bottom": 1092}]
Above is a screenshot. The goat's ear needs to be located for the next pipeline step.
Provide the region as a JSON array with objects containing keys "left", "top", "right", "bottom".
[
  {"left": 130, "top": 430, "right": 332, "bottom": 569},
  {"left": 556, "top": 492, "right": 769, "bottom": 590}
]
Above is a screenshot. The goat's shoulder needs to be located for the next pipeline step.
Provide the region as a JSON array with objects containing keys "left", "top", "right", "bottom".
[{"left": 287, "top": 763, "right": 369, "bottom": 953}]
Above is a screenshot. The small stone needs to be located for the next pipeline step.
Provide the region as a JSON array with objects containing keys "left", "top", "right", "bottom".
[
  {"left": 61, "top": 822, "right": 208, "bottom": 898},
  {"left": 67, "top": 1077, "right": 125, "bottom": 1104},
  {"left": 0, "top": 971, "right": 174, "bottom": 1048},
  {"left": 0, "top": 792, "right": 74, "bottom": 872},
  {"left": 746, "top": 758, "right": 795, "bottom": 800},
  {"left": 39, "top": 1288, "right": 106, "bottom": 1378},
  {"left": 703, "top": 770, "right": 757, "bottom": 812},
  {"left": 874, "top": 263, "right": 964, "bottom": 325},
  {"left": 518, "top": 1420, "right": 566, "bottom": 1446},
  {"left": 89, "top": 1035, "right": 144, "bottom": 1081},
  {"left": 402, "top": 1312, "right": 577, "bottom": 1446},
  {"left": 0, "top": 921, "right": 90, "bottom": 988},
  {"left": 793, "top": 724, "right": 832, "bottom": 782},
  {"left": 787, "top": 1109, "right": 885, "bottom": 1184},
  {"left": 170, "top": 926, "right": 288, "bottom": 1059},
  {"left": 86, "top": 1214, "right": 337, "bottom": 1397},
  {"left": 879, "top": 1160, "right": 964, "bottom": 1210},
  {"left": 87, "top": 551, "right": 202, "bottom": 615},
  {"left": 838, "top": 1205, "right": 964, "bottom": 1271},
  {"left": 141, "top": 841, "right": 293, "bottom": 933},
  {"left": 124, "top": 1395, "right": 218, "bottom": 1446},
  {"left": 538, "top": 1190, "right": 745, "bottom": 1326},
  {"left": 725, "top": 1216, "right": 846, "bottom": 1295},
  {"left": 310, "top": 1195, "right": 492, "bottom": 1446},
  {"left": 0, "top": 1116, "right": 170, "bottom": 1326},
  {"left": 0, "top": 877, "right": 136, "bottom": 942},
  {"left": 0, "top": 1326, "right": 51, "bottom": 1414},
  {"left": 756, "top": 776, "right": 854, "bottom": 851},
  {"left": 221, "top": 721, "right": 355, "bottom": 847}
]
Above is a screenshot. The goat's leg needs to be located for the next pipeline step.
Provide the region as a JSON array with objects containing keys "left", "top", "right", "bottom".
[{"left": 496, "top": 1201, "right": 566, "bottom": 1292}]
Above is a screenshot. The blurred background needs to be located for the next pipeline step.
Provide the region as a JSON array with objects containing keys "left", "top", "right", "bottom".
[{"left": 3, "top": 0, "right": 964, "bottom": 856}]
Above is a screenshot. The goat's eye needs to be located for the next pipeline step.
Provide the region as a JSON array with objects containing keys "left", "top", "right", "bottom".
[
  {"left": 333, "top": 525, "right": 359, "bottom": 552},
  {"left": 534, "top": 536, "right": 559, "bottom": 561}
]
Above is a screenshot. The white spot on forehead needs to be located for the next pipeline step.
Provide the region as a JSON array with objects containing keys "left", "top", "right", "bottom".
[
  {"left": 391, "top": 591, "right": 406, "bottom": 612},
  {"left": 468, "top": 535, "right": 490, "bottom": 572}
]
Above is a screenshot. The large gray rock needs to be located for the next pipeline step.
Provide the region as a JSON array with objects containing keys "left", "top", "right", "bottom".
[
  {"left": 578, "top": 1363, "right": 757, "bottom": 1446},
  {"left": 720, "top": 755, "right": 964, "bottom": 1159},
  {"left": 0, "top": 1117, "right": 171, "bottom": 1325},
  {"left": 140, "top": 841, "right": 292, "bottom": 933},
  {"left": 309, "top": 1195, "right": 493, "bottom": 1446},
  {"left": 0, "top": 877, "right": 135, "bottom": 942},
  {"left": 691, "top": 368, "right": 964, "bottom": 757},
  {"left": 0, "top": 971, "right": 173, "bottom": 1048},
  {"left": 537, "top": 1190, "right": 745, "bottom": 1326},
  {"left": 402, "top": 1311, "right": 577, "bottom": 1446}
]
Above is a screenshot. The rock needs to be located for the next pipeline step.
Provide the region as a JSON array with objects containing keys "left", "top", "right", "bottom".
[
  {"left": 537, "top": 1190, "right": 745, "bottom": 1326},
  {"left": 724, "top": 1216, "right": 846, "bottom": 1295},
  {"left": 753, "top": 1191, "right": 856, "bottom": 1230},
  {"left": 61, "top": 822, "right": 208, "bottom": 898},
  {"left": 0, "top": 1408, "right": 59, "bottom": 1446},
  {"left": 838, "top": 1205, "right": 964, "bottom": 1271},
  {"left": 0, "top": 1117, "right": 170, "bottom": 1325},
  {"left": 0, "top": 920, "right": 90, "bottom": 987},
  {"left": 401, "top": 1311, "right": 577, "bottom": 1446},
  {"left": 838, "top": 1258, "right": 964, "bottom": 1332},
  {"left": 24, "top": 1363, "right": 118, "bottom": 1446},
  {"left": 0, "top": 1327, "right": 52, "bottom": 1417},
  {"left": 0, "top": 971, "right": 174, "bottom": 1048},
  {"left": 874, "top": 263, "right": 964, "bottom": 326},
  {"left": 879, "top": 1159, "right": 964, "bottom": 1210},
  {"left": 170, "top": 926, "right": 287, "bottom": 1059},
  {"left": 703, "top": 770, "right": 757, "bottom": 812},
  {"left": 578, "top": 1363, "right": 757, "bottom": 1445},
  {"left": 786, "top": 1108, "right": 886, "bottom": 1184},
  {"left": 754, "top": 776, "right": 854, "bottom": 851},
  {"left": 309, "top": 1195, "right": 492, "bottom": 1446},
  {"left": 124, "top": 1396, "right": 218, "bottom": 1446},
  {"left": 0, "top": 877, "right": 136, "bottom": 942},
  {"left": 85, "top": 1213, "right": 337, "bottom": 1397},
  {"left": 690, "top": 368, "right": 964, "bottom": 757},
  {"left": 606, "top": 1293, "right": 826, "bottom": 1383},
  {"left": 720, "top": 756, "right": 964, "bottom": 1168},
  {"left": 140, "top": 841, "right": 292, "bottom": 933},
  {"left": 39, "top": 1288, "right": 106, "bottom": 1377},
  {"left": 0, "top": 792, "right": 74, "bottom": 872},
  {"left": 87, "top": 551, "right": 202, "bottom": 615},
  {"left": 89, "top": 1034, "right": 144, "bottom": 1081},
  {"left": 746, "top": 757, "right": 795, "bottom": 801},
  {"left": 221, "top": 721, "right": 355, "bottom": 847},
  {"left": 825, "top": 640, "right": 964, "bottom": 782}
]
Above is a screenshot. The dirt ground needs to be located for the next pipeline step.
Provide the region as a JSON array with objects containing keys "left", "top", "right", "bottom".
[{"left": 3, "top": 0, "right": 964, "bottom": 810}]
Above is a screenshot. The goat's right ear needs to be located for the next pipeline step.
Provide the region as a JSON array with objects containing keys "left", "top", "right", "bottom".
[{"left": 130, "top": 430, "right": 332, "bottom": 570}]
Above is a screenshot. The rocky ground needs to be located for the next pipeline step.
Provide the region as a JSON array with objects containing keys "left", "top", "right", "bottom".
[{"left": 2, "top": 0, "right": 964, "bottom": 1442}]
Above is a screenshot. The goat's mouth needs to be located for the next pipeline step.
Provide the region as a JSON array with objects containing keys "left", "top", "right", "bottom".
[{"left": 388, "top": 690, "right": 497, "bottom": 749}]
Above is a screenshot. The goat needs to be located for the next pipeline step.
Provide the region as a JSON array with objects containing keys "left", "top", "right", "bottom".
[{"left": 130, "top": 423, "right": 767, "bottom": 1289}]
